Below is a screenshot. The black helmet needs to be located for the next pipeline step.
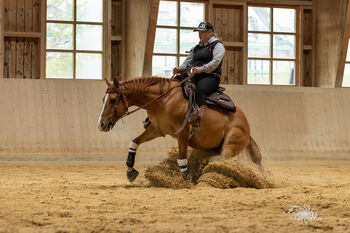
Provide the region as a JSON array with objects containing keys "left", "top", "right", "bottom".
[{"left": 193, "top": 22, "right": 214, "bottom": 32}]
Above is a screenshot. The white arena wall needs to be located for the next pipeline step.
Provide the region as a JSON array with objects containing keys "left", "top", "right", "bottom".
[{"left": 0, "top": 79, "right": 350, "bottom": 161}]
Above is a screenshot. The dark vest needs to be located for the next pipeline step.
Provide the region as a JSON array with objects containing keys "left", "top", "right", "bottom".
[{"left": 191, "top": 40, "right": 222, "bottom": 77}]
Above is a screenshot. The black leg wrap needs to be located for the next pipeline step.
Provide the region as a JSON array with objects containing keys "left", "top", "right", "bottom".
[
  {"left": 127, "top": 168, "right": 139, "bottom": 182},
  {"left": 179, "top": 165, "right": 188, "bottom": 172},
  {"left": 126, "top": 151, "right": 136, "bottom": 168}
]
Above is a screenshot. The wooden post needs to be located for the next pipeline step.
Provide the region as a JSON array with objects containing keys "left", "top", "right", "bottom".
[
  {"left": 121, "top": 0, "right": 126, "bottom": 80},
  {"left": 142, "top": 0, "right": 160, "bottom": 77},
  {"left": 335, "top": 1, "right": 350, "bottom": 87},
  {"left": 242, "top": 3, "right": 248, "bottom": 85},
  {"left": 104, "top": 0, "right": 111, "bottom": 80},
  {"left": 40, "top": 0, "right": 45, "bottom": 79},
  {"left": 0, "top": 0, "right": 4, "bottom": 78}
]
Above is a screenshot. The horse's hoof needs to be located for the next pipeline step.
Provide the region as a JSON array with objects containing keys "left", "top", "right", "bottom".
[
  {"left": 127, "top": 168, "right": 139, "bottom": 182},
  {"left": 182, "top": 170, "right": 189, "bottom": 181}
]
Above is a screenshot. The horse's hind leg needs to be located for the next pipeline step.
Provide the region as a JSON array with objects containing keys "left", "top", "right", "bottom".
[
  {"left": 220, "top": 128, "right": 250, "bottom": 161},
  {"left": 220, "top": 131, "right": 263, "bottom": 168},
  {"left": 126, "top": 124, "right": 164, "bottom": 182}
]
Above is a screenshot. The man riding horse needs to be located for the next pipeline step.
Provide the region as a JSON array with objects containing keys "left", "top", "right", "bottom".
[
  {"left": 97, "top": 22, "right": 262, "bottom": 182},
  {"left": 174, "top": 22, "right": 225, "bottom": 129}
]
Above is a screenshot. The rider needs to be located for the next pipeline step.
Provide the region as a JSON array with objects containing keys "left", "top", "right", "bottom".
[{"left": 173, "top": 22, "right": 225, "bottom": 127}]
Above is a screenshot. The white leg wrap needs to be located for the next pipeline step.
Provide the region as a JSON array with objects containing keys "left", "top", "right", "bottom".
[
  {"left": 180, "top": 167, "right": 188, "bottom": 172},
  {"left": 177, "top": 159, "right": 188, "bottom": 167},
  {"left": 129, "top": 141, "right": 139, "bottom": 150}
]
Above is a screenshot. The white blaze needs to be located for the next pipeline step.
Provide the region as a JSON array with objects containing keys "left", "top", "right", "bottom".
[{"left": 97, "top": 93, "right": 109, "bottom": 130}]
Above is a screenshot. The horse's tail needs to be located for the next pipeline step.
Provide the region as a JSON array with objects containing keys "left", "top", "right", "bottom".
[{"left": 246, "top": 136, "right": 262, "bottom": 167}]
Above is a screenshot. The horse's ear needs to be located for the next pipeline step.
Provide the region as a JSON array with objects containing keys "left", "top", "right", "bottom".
[
  {"left": 105, "top": 78, "right": 112, "bottom": 87},
  {"left": 113, "top": 78, "right": 120, "bottom": 88}
]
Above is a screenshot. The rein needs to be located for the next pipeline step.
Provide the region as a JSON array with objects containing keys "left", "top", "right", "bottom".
[{"left": 117, "top": 69, "right": 194, "bottom": 120}]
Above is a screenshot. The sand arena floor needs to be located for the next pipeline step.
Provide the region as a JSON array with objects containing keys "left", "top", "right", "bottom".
[{"left": 0, "top": 159, "right": 349, "bottom": 233}]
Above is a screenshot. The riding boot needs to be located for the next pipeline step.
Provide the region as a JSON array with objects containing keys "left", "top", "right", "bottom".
[{"left": 189, "top": 105, "right": 207, "bottom": 128}]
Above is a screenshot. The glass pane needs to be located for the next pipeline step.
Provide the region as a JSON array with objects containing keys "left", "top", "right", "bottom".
[
  {"left": 154, "top": 28, "right": 177, "bottom": 54},
  {"left": 157, "top": 1, "right": 177, "bottom": 26},
  {"left": 46, "top": 23, "right": 73, "bottom": 50},
  {"left": 76, "top": 53, "right": 102, "bottom": 79},
  {"left": 347, "top": 39, "right": 350, "bottom": 61},
  {"left": 273, "top": 34, "right": 295, "bottom": 59},
  {"left": 248, "top": 60, "right": 270, "bottom": 84},
  {"left": 152, "top": 56, "right": 176, "bottom": 77},
  {"left": 180, "top": 2, "right": 204, "bottom": 27},
  {"left": 248, "top": 33, "right": 270, "bottom": 58},
  {"left": 248, "top": 7, "right": 270, "bottom": 32},
  {"left": 273, "top": 8, "right": 295, "bottom": 33},
  {"left": 180, "top": 29, "right": 198, "bottom": 54},
  {"left": 343, "top": 64, "right": 350, "bottom": 87},
  {"left": 76, "top": 25, "right": 103, "bottom": 51},
  {"left": 46, "top": 52, "right": 73, "bottom": 79},
  {"left": 273, "top": 61, "right": 295, "bottom": 85},
  {"left": 47, "top": 0, "right": 73, "bottom": 21},
  {"left": 179, "top": 56, "right": 187, "bottom": 67},
  {"left": 77, "top": 0, "right": 103, "bottom": 22}
]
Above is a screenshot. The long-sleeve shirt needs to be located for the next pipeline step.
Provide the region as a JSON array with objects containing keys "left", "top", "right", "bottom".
[{"left": 178, "top": 36, "right": 225, "bottom": 73}]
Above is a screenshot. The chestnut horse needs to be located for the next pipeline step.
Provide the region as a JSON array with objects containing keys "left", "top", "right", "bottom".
[{"left": 97, "top": 77, "right": 262, "bottom": 182}]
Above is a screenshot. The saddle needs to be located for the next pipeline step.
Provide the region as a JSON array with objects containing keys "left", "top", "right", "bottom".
[
  {"left": 172, "top": 79, "right": 236, "bottom": 134},
  {"left": 182, "top": 81, "right": 236, "bottom": 113}
]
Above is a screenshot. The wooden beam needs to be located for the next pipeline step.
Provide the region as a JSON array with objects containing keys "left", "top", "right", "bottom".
[
  {"left": 222, "top": 41, "right": 244, "bottom": 47},
  {"left": 336, "top": 1, "right": 350, "bottom": 87},
  {"left": 111, "top": 35, "right": 122, "bottom": 41},
  {"left": 4, "top": 32, "right": 41, "bottom": 38},
  {"left": 246, "top": 0, "right": 312, "bottom": 6},
  {"left": 303, "top": 45, "right": 312, "bottom": 50},
  {"left": 142, "top": 0, "right": 160, "bottom": 77}
]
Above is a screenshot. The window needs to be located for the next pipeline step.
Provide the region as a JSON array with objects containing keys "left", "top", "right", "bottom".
[
  {"left": 46, "top": 0, "right": 103, "bottom": 79},
  {"left": 343, "top": 39, "right": 350, "bottom": 87},
  {"left": 248, "top": 7, "right": 296, "bottom": 85},
  {"left": 152, "top": 0, "right": 206, "bottom": 77}
]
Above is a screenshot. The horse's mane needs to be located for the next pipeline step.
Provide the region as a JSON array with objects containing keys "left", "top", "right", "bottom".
[{"left": 120, "top": 76, "right": 174, "bottom": 94}]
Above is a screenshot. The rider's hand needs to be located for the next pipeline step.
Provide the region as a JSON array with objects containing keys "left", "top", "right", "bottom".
[
  {"left": 192, "top": 67, "right": 201, "bottom": 74},
  {"left": 173, "top": 67, "right": 179, "bottom": 75}
]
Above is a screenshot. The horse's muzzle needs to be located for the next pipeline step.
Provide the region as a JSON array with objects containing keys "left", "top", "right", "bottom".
[{"left": 98, "top": 118, "right": 115, "bottom": 132}]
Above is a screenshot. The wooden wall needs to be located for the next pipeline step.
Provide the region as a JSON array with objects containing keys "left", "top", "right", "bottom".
[
  {"left": 0, "top": 79, "right": 350, "bottom": 160},
  {"left": 107, "top": 0, "right": 125, "bottom": 81},
  {"left": 1, "top": 0, "right": 349, "bottom": 87},
  {"left": 211, "top": 3, "right": 246, "bottom": 84},
  {"left": 2, "top": 0, "right": 41, "bottom": 79},
  {"left": 315, "top": 0, "right": 348, "bottom": 87}
]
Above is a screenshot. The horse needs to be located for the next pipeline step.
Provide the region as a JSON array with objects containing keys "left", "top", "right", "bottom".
[{"left": 97, "top": 77, "right": 262, "bottom": 182}]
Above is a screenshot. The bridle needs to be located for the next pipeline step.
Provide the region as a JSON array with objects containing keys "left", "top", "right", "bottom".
[{"left": 105, "top": 88, "right": 128, "bottom": 126}]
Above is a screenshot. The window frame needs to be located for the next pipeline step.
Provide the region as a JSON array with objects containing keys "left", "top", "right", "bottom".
[
  {"left": 152, "top": 0, "right": 208, "bottom": 76},
  {"left": 247, "top": 5, "right": 299, "bottom": 86},
  {"left": 343, "top": 39, "right": 350, "bottom": 87},
  {"left": 45, "top": 0, "right": 105, "bottom": 80}
]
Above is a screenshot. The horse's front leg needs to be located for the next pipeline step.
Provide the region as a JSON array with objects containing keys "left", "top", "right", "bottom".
[
  {"left": 126, "top": 124, "right": 164, "bottom": 182},
  {"left": 177, "top": 126, "right": 190, "bottom": 175}
]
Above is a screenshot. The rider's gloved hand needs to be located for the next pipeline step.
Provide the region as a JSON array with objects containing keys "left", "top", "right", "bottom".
[
  {"left": 173, "top": 67, "right": 179, "bottom": 75},
  {"left": 192, "top": 67, "right": 201, "bottom": 74}
]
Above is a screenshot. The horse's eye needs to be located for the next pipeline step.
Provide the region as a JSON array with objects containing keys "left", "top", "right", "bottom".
[{"left": 110, "top": 98, "right": 116, "bottom": 104}]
